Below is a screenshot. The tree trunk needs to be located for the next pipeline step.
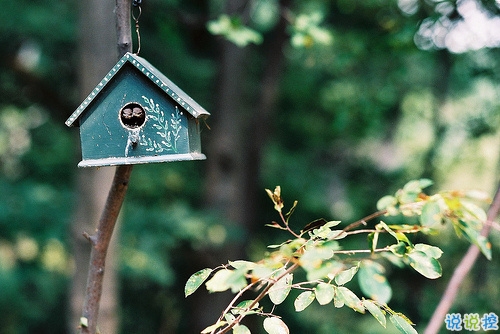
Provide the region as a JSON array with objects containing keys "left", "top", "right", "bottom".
[
  {"left": 245, "top": 0, "right": 290, "bottom": 231},
  {"left": 69, "top": 0, "right": 119, "bottom": 333},
  {"left": 191, "top": 1, "right": 289, "bottom": 332}
]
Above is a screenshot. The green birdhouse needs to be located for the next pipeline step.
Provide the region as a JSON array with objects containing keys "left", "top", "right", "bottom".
[{"left": 66, "top": 52, "right": 210, "bottom": 167}]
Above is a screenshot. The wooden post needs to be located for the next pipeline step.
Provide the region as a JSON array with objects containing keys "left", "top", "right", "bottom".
[{"left": 79, "top": 1, "right": 133, "bottom": 333}]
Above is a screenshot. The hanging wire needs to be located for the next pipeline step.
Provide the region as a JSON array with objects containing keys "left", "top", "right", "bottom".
[{"left": 132, "top": 0, "right": 142, "bottom": 55}]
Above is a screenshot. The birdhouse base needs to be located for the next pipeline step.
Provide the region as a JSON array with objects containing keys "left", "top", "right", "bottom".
[{"left": 78, "top": 152, "right": 207, "bottom": 168}]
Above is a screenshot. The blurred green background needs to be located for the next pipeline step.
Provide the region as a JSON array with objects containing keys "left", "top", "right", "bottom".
[{"left": 1, "top": 0, "right": 499, "bottom": 333}]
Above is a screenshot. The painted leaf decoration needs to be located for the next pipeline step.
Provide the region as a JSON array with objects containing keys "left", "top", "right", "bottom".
[
  {"left": 294, "top": 291, "right": 315, "bottom": 312},
  {"left": 358, "top": 260, "right": 392, "bottom": 304},
  {"left": 389, "top": 314, "right": 418, "bottom": 334},
  {"left": 269, "top": 273, "right": 293, "bottom": 305},
  {"left": 407, "top": 250, "right": 442, "bottom": 279},
  {"left": 315, "top": 282, "right": 335, "bottom": 305},
  {"left": 362, "top": 299, "right": 386, "bottom": 328},
  {"left": 185, "top": 268, "right": 213, "bottom": 297},
  {"left": 263, "top": 317, "right": 289, "bottom": 334}
]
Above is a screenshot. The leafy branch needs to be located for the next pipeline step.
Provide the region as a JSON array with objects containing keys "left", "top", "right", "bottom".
[{"left": 185, "top": 179, "right": 493, "bottom": 334}]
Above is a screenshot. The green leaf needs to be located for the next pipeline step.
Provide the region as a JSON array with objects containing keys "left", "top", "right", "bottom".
[
  {"left": 225, "top": 313, "right": 235, "bottom": 323},
  {"left": 315, "top": 282, "right": 335, "bottom": 305},
  {"left": 358, "top": 260, "right": 392, "bottom": 304},
  {"left": 205, "top": 268, "right": 247, "bottom": 293},
  {"left": 329, "top": 230, "right": 348, "bottom": 240},
  {"left": 461, "top": 200, "right": 487, "bottom": 222},
  {"left": 453, "top": 220, "right": 490, "bottom": 258},
  {"left": 251, "top": 264, "right": 275, "bottom": 280},
  {"left": 335, "top": 264, "right": 359, "bottom": 286},
  {"left": 301, "top": 246, "right": 334, "bottom": 272},
  {"left": 389, "top": 314, "right": 418, "bottom": 334},
  {"left": 476, "top": 235, "right": 492, "bottom": 260},
  {"left": 368, "top": 232, "right": 378, "bottom": 253},
  {"left": 185, "top": 268, "right": 213, "bottom": 297},
  {"left": 414, "top": 243, "right": 443, "bottom": 259},
  {"left": 269, "top": 273, "right": 293, "bottom": 305},
  {"left": 233, "top": 324, "right": 251, "bottom": 334},
  {"left": 229, "top": 260, "right": 256, "bottom": 270},
  {"left": 395, "top": 231, "right": 412, "bottom": 246},
  {"left": 417, "top": 178, "right": 434, "bottom": 189},
  {"left": 201, "top": 321, "right": 227, "bottom": 334},
  {"left": 377, "top": 195, "right": 397, "bottom": 211},
  {"left": 404, "top": 179, "right": 433, "bottom": 193},
  {"left": 398, "top": 179, "right": 432, "bottom": 204},
  {"left": 381, "top": 252, "right": 406, "bottom": 268},
  {"left": 362, "top": 299, "right": 386, "bottom": 328},
  {"left": 335, "top": 286, "right": 365, "bottom": 313},
  {"left": 407, "top": 250, "right": 442, "bottom": 279},
  {"left": 205, "top": 269, "right": 232, "bottom": 292},
  {"left": 263, "top": 317, "right": 289, "bottom": 334},
  {"left": 294, "top": 291, "right": 315, "bottom": 311},
  {"left": 465, "top": 190, "right": 490, "bottom": 201},
  {"left": 207, "top": 14, "right": 263, "bottom": 47},
  {"left": 265, "top": 186, "right": 284, "bottom": 213},
  {"left": 308, "top": 221, "right": 342, "bottom": 239},
  {"left": 290, "top": 12, "right": 332, "bottom": 48},
  {"left": 376, "top": 221, "right": 398, "bottom": 242},
  {"left": 389, "top": 242, "right": 408, "bottom": 257},
  {"left": 305, "top": 259, "right": 344, "bottom": 281},
  {"left": 232, "top": 300, "right": 259, "bottom": 315},
  {"left": 420, "top": 201, "right": 442, "bottom": 228}
]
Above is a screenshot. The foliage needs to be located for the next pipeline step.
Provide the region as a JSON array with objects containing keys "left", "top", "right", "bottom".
[
  {"left": 186, "top": 180, "right": 492, "bottom": 334},
  {"left": 207, "top": 14, "right": 263, "bottom": 47}
]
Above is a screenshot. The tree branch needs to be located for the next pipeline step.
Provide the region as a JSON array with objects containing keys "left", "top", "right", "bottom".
[
  {"left": 79, "top": 165, "right": 133, "bottom": 334},
  {"left": 215, "top": 263, "right": 300, "bottom": 334},
  {"left": 424, "top": 181, "right": 500, "bottom": 334},
  {"left": 79, "top": 1, "right": 133, "bottom": 333},
  {"left": 116, "top": 0, "right": 133, "bottom": 57}
]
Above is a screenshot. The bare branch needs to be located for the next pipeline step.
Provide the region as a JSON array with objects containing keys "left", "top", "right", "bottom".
[
  {"left": 79, "top": 165, "right": 133, "bottom": 334},
  {"left": 424, "top": 181, "right": 500, "bottom": 334}
]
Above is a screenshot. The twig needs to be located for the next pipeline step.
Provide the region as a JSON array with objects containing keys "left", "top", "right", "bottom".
[
  {"left": 424, "top": 181, "right": 500, "bottom": 334},
  {"left": 342, "top": 210, "right": 387, "bottom": 232},
  {"left": 215, "top": 263, "right": 300, "bottom": 334}
]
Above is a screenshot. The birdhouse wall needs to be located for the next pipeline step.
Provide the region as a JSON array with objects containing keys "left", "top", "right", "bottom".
[{"left": 78, "top": 66, "right": 202, "bottom": 166}]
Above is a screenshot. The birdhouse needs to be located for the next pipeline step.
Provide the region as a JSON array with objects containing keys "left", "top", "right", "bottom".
[{"left": 66, "top": 52, "right": 210, "bottom": 167}]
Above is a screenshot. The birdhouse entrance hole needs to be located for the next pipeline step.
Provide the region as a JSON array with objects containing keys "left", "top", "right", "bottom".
[{"left": 120, "top": 103, "right": 146, "bottom": 129}]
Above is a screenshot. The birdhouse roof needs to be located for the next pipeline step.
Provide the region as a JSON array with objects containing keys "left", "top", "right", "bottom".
[{"left": 65, "top": 52, "right": 210, "bottom": 127}]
